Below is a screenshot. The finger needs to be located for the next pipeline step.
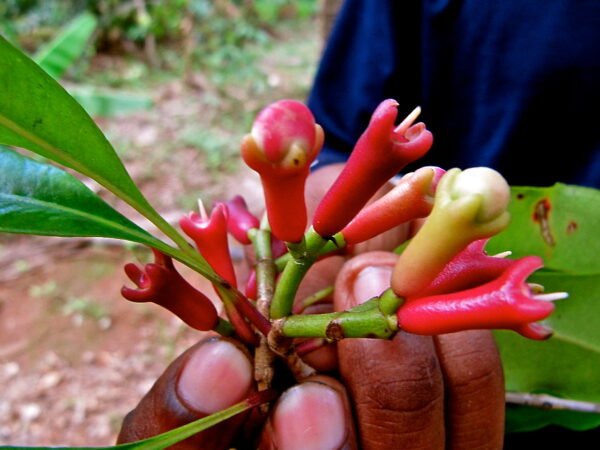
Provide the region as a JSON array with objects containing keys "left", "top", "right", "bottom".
[
  {"left": 117, "top": 336, "right": 254, "bottom": 449},
  {"left": 334, "top": 252, "right": 445, "bottom": 450},
  {"left": 259, "top": 375, "right": 358, "bottom": 449},
  {"left": 434, "top": 331, "right": 505, "bottom": 449}
]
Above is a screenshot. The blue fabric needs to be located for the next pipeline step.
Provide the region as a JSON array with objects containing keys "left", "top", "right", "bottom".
[{"left": 308, "top": 0, "right": 600, "bottom": 188}]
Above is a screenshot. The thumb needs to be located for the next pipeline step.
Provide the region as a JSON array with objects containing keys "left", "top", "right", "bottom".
[{"left": 117, "top": 336, "right": 254, "bottom": 449}]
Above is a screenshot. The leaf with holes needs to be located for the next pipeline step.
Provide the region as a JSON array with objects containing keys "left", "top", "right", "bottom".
[{"left": 488, "top": 184, "right": 600, "bottom": 273}]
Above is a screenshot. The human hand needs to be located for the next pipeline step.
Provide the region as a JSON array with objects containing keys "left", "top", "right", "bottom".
[
  {"left": 116, "top": 252, "right": 505, "bottom": 449},
  {"left": 117, "top": 165, "right": 506, "bottom": 449}
]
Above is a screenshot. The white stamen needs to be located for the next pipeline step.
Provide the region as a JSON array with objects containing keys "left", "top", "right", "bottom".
[
  {"left": 534, "top": 292, "right": 569, "bottom": 302},
  {"left": 492, "top": 250, "right": 512, "bottom": 259},
  {"left": 198, "top": 199, "right": 208, "bottom": 220},
  {"left": 394, "top": 106, "right": 422, "bottom": 134}
]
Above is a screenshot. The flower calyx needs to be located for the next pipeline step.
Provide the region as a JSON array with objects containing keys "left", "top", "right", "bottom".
[{"left": 341, "top": 166, "right": 445, "bottom": 245}]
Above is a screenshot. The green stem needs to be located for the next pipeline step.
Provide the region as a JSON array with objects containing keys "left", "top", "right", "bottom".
[
  {"left": 294, "top": 285, "right": 334, "bottom": 313},
  {"left": 275, "top": 232, "right": 346, "bottom": 272},
  {"left": 277, "top": 298, "right": 399, "bottom": 340},
  {"left": 270, "top": 228, "right": 328, "bottom": 319},
  {"left": 252, "top": 227, "right": 277, "bottom": 393}
]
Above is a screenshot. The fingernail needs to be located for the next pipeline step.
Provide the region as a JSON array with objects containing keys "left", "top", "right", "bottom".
[
  {"left": 353, "top": 266, "right": 392, "bottom": 304},
  {"left": 177, "top": 339, "right": 253, "bottom": 414},
  {"left": 273, "top": 382, "right": 347, "bottom": 450}
]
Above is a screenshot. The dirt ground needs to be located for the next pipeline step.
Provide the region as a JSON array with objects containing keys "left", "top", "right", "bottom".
[
  {"left": 0, "top": 24, "right": 318, "bottom": 446},
  {"left": 0, "top": 235, "right": 254, "bottom": 446}
]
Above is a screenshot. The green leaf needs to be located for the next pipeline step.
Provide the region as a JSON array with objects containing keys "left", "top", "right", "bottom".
[
  {"left": 487, "top": 184, "right": 600, "bottom": 274},
  {"left": 0, "top": 35, "right": 216, "bottom": 280},
  {"left": 33, "top": 12, "right": 98, "bottom": 80},
  {"left": 0, "top": 35, "right": 154, "bottom": 215},
  {"left": 70, "top": 87, "right": 153, "bottom": 117},
  {"left": 495, "top": 270, "right": 600, "bottom": 403},
  {"left": 0, "top": 146, "right": 169, "bottom": 252},
  {"left": 489, "top": 184, "right": 600, "bottom": 431}
]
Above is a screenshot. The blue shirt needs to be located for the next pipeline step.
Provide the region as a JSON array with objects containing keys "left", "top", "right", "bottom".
[{"left": 308, "top": 0, "right": 600, "bottom": 188}]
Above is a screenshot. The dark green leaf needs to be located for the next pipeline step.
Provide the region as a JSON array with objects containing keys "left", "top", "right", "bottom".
[
  {"left": 33, "top": 12, "right": 98, "bottom": 80},
  {"left": 0, "top": 35, "right": 159, "bottom": 227},
  {"left": 495, "top": 271, "right": 600, "bottom": 403},
  {"left": 0, "top": 146, "right": 170, "bottom": 252}
]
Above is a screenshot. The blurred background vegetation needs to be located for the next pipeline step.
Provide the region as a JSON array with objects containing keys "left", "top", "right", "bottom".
[{"left": 1, "top": 0, "right": 319, "bottom": 75}]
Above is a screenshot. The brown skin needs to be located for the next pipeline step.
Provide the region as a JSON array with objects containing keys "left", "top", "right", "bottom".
[
  {"left": 116, "top": 337, "right": 254, "bottom": 449},
  {"left": 118, "top": 165, "right": 505, "bottom": 449}
]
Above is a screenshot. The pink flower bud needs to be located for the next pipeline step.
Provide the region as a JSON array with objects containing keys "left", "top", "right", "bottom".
[
  {"left": 224, "top": 195, "right": 260, "bottom": 245},
  {"left": 241, "top": 100, "right": 324, "bottom": 242},
  {"left": 392, "top": 167, "right": 511, "bottom": 298},
  {"left": 121, "top": 250, "right": 218, "bottom": 331}
]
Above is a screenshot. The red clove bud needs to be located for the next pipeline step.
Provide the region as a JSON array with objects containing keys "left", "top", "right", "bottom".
[
  {"left": 340, "top": 166, "right": 444, "bottom": 244},
  {"left": 241, "top": 99, "right": 324, "bottom": 242},
  {"left": 397, "top": 256, "right": 564, "bottom": 340},
  {"left": 180, "top": 203, "right": 237, "bottom": 288},
  {"left": 121, "top": 250, "right": 218, "bottom": 331},
  {"left": 418, "top": 239, "right": 515, "bottom": 296},
  {"left": 313, "top": 100, "right": 433, "bottom": 237},
  {"left": 224, "top": 195, "right": 260, "bottom": 245}
]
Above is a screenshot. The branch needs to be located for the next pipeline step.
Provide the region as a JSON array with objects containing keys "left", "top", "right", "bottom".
[{"left": 506, "top": 392, "right": 600, "bottom": 413}]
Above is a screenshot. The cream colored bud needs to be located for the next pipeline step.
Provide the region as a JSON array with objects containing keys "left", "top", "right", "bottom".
[{"left": 451, "top": 167, "right": 510, "bottom": 222}]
